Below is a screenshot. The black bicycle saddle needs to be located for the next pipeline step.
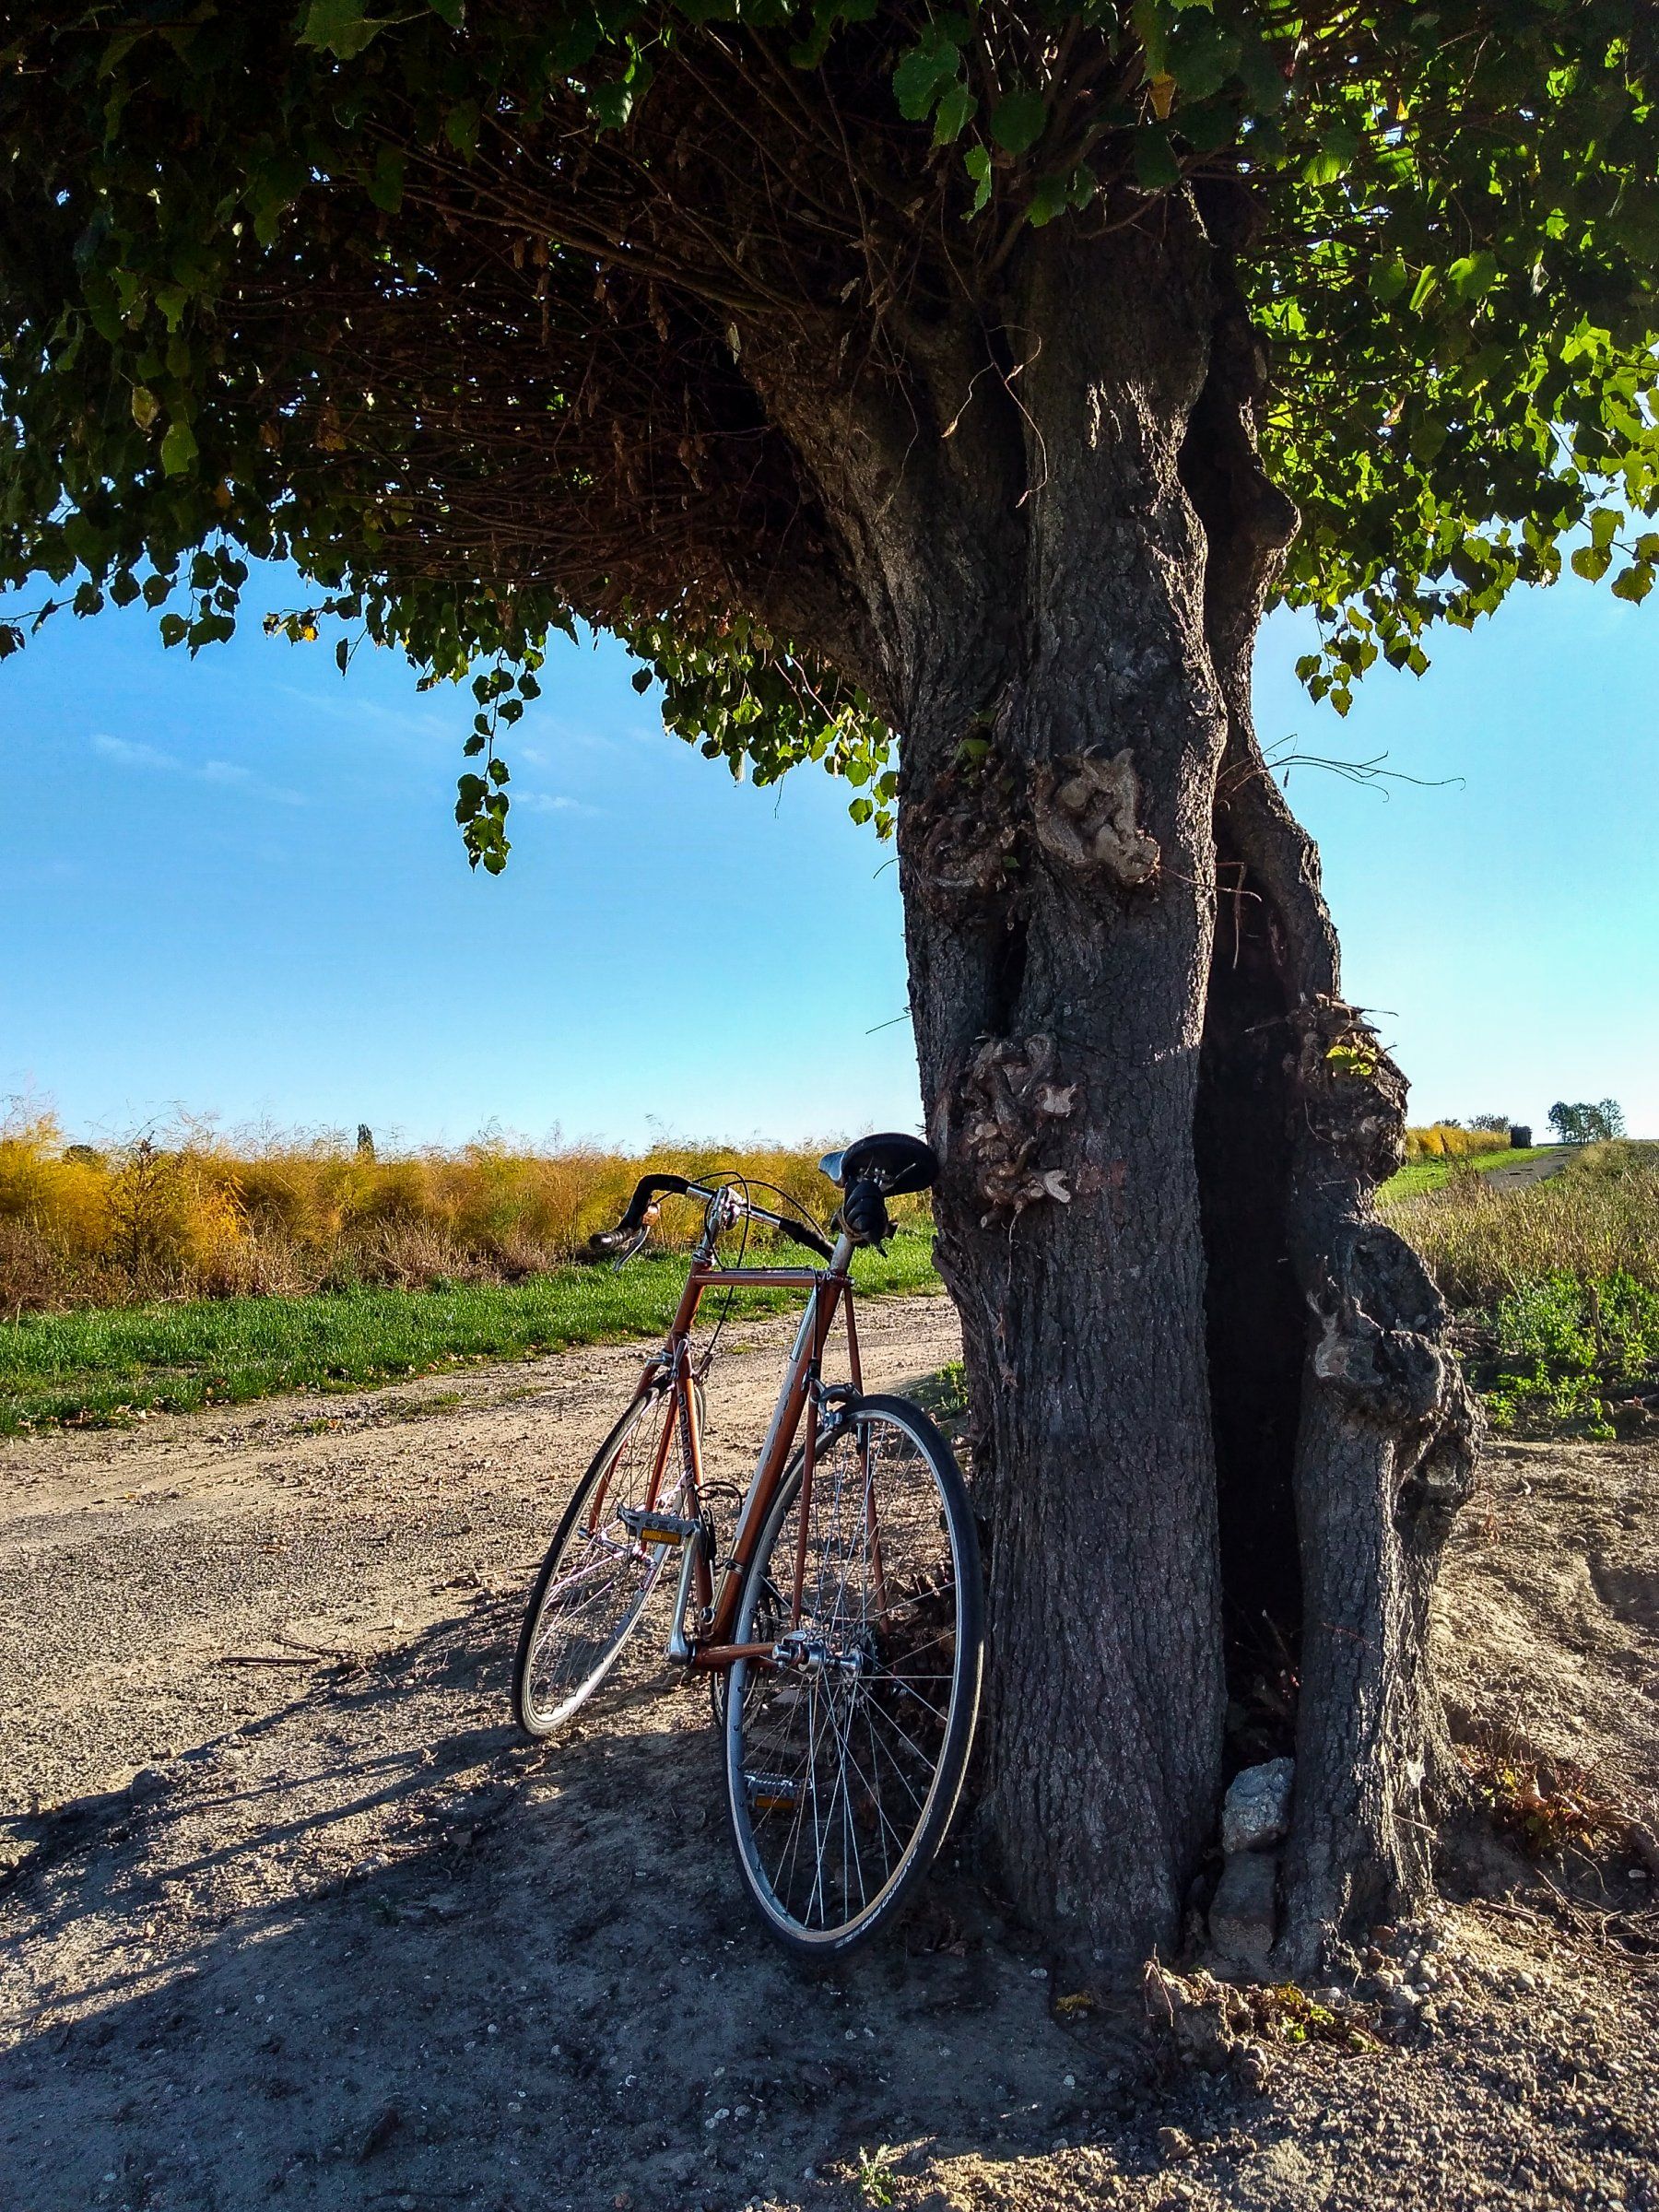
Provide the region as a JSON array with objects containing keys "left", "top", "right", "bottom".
[{"left": 818, "top": 1132, "right": 938, "bottom": 1196}]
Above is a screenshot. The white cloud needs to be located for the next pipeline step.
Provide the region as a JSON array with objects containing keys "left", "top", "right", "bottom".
[
  {"left": 91, "top": 734, "right": 305, "bottom": 807},
  {"left": 514, "top": 792, "right": 599, "bottom": 817},
  {"left": 93, "top": 734, "right": 179, "bottom": 771}
]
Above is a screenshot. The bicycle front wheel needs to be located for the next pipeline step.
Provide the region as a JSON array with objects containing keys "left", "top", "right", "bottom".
[
  {"left": 724, "top": 1394, "right": 983, "bottom": 1956},
  {"left": 512, "top": 1385, "right": 691, "bottom": 1736}
]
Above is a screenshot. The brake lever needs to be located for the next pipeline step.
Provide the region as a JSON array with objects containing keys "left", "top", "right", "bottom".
[{"left": 611, "top": 1227, "right": 651, "bottom": 1271}]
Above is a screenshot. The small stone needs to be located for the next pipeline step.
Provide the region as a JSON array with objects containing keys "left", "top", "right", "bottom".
[
  {"left": 129, "top": 1766, "right": 169, "bottom": 1802},
  {"left": 358, "top": 2105, "right": 402, "bottom": 2161},
  {"left": 1158, "top": 2126, "right": 1194, "bottom": 2162},
  {"left": 1208, "top": 1849, "right": 1278, "bottom": 1974},
  {"left": 1239, "top": 2041, "right": 1275, "bottom": 2092},
  {"left": 1220, "top": 1759, "right": 1295, "bottom": 1854}
]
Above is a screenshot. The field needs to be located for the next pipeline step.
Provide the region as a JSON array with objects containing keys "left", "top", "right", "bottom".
[
  {"left": 0, "top": 1114, "right": 907, "bottom": 1312},
  {"left": 3, "top": 1113, "right": 1653, "bottom": 1441},
  {"left": 1381, "top": 1141, "right": 1659, "bottom": 1439},
  {"left": 0, "top": 1231, "right": 936, "bottom": 1437},
  {"left": 1376, "top": 1145, "right": 1552, "bottom": 1202}
]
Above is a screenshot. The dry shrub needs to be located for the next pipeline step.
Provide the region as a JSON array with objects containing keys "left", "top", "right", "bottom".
[
  {"left": 1383, "top": 1141, "right": 1659, "bottom": 1308},
  {"left": 1402, "top": 1123, "right": 1512, "bottom": 1164},
  {"left": 0, "top": 1103, "right": 915, "bottom": 1312},
  {"left": 1458, "top": 1722, "right": 1629, "bottom": 1859}
]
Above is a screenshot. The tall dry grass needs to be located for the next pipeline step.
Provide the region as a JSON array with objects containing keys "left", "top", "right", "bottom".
[
  {"left": 1401, "top": 1123, "right": 1512, "bottom": 1164},
  {"left": 0, "top": 1110, "right": 904, "bottom": 1317},
  {"left": 1381, "top": 1141, "right": 1659, "bottom": 1309}
]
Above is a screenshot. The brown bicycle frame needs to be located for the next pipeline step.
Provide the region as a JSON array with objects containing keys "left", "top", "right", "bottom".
[{"left": 590, "top": 1237, "right": 866, "bottom": 1670}]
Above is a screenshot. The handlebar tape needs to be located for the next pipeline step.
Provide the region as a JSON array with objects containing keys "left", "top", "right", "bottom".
[{"left": 617, "top": 1173, "right": 690, "bottom": 1231}]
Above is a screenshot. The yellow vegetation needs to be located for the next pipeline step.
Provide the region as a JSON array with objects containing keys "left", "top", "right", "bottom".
[
  {"left": 0, "top": 1110, "right": 912, "bottom": 1315},
  {"left": 1401, "top": 1123, "right": 1511, "bottom": 1163}
]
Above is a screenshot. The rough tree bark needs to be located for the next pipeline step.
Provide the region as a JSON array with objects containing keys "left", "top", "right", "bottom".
[{"left": 754, "top": 191, "right": 1478, "bottom": 1979}]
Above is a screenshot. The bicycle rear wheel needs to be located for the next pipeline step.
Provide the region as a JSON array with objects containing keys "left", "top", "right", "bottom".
[
  {"left": 723, "top": 1394, "right": 983, "bottom": 1956},
  {"left": 512, "top": 1385, "right": 692, "bottom": 1735}
]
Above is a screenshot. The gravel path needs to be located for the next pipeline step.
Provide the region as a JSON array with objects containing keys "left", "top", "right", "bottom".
[
  {"left": 2, "top": 1297, "right": 1655, "bottom": 2212},
  {"left": 1479, "top": 1147, "right": 1571, "bottom": 1192}
]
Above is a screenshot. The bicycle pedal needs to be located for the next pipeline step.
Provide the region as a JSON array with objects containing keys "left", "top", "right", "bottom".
[
  {"left": 618, "top": 1505, "right": 701, "bottom": 1547},
  {"left": 744, "top": 1771, "right": 801, "bottom": 1814}
]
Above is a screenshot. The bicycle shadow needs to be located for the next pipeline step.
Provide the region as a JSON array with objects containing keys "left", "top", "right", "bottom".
[{"left": 2, "top": 1596, "right": 1270, "bottom": 2211}]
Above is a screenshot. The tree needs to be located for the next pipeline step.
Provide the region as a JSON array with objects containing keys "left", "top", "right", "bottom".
[
  {"left": 5, "top": 3, "right": 1657, "bottom": 1979},
  {"left": 1549, "top": 1100, "right": 1626, "bottom": 1145}
]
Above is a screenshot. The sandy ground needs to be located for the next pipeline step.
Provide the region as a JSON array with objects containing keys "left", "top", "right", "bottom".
[{"left": 2, "top": 1292, "right": 1655, "bottom": 2212}]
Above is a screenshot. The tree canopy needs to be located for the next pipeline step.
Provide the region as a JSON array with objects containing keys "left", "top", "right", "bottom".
[{"left": 4, "top": 1, "right": 1656, "bottom": 865}]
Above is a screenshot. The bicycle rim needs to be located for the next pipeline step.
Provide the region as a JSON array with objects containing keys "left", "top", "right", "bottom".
[
  {"left": 724, "top": 1396, "right": 982, "bottom": 1952},
  {"left": 514, "top": 1389, "right": 691, "bottom": 1733}
]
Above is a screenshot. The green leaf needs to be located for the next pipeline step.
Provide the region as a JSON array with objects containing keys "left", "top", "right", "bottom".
[
  {"left": 368, "top": 146, "right": 406, "bottom": 213},
  {"left": 1026, "top": 173, "right": 1070, "bottom": 228},
  {"left": 1610, "top": 561, "right": 1653, "bottom": 603},
  {"left": 159, "top": 612, "right": 188, "bottom": 647},
  {"left": 590, "top": 81, "right": 634, "bottom": 130},
  {"left": 892, "top": 38, "right": 960, "bottom": 124},
  {"left": 159, "top": 419, "right": 198, "bottom": 475},
  {"left": 1133, "top": 127, "right": 1182, "bottom": 193},
  {"left": 963, "top": 144, "right": 992, "bottom": 216},
  {"left": 932, "top": 82, "right": 977, "bottom": 147},
  {"left": 1169, "top": 22, "right": 1239, "bottom": 101},
  {"left": 299, "top": 0, "right": 386, "bottom": 62},
  {"left": 990, "top": 88, "right": 1046, "bottom": 158},
  {"left": 444, "top": 101, "right": 480, "bottom": 158},
  {"left": 130, "top": 385, "right": 160, "bottom": 432},
  {"left": 1571, "top": 543, "right": 1612, "bottom": 582}
]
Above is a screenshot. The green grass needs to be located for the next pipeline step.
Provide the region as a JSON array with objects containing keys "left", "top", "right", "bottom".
[
  {"left": 0, "top": 1230, "right": 942, "bottom": 1436},
  {"left": 1379, "top": 1145, "right": 1554, "bottom": 1202}
]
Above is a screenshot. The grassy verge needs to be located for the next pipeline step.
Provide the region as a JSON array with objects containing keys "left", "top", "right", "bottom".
[
  {"left": 1382, "top": 1141, "right": 1659, "bottom": 1439},
  {"left": 1378, "top": 1146, "right": 1554, "bottom": 1203},
  {"left": 0, "top": 1230, "right": 942, "bottom": 1436}
]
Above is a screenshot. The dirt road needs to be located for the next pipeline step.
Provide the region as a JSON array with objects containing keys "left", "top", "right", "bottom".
[
  {"left": 3, "top": 1295, "right": 1655, "bottom": 2212},
  {"left": 1479, "top": 1147, "right": 1571, "bottom": 1193}
]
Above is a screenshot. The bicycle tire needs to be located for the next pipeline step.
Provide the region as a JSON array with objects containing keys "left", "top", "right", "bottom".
[
  {"left": 512, "top": 1385, "right": 690, "bottom": 1736},
  {"left": 722, "top": 1393, "right": 983, "bottom": 1957}
]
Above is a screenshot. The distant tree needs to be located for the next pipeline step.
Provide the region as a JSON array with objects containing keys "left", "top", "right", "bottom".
[
  {"left": 1469, "top": 1114, "right": 1512, "bottom": 1134},
  {"left": 1549, "top": 1100, "right": 1626, "bottom": 1145},
  {"left": 6, "top": 1, "right": 1659, "bottom": 1979}
]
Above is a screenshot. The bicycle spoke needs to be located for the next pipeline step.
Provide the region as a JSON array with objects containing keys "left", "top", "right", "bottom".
[
  {"left": 727, "top": 1403, "right": 979, "bottom": 1947},
  {"left": 517, "top": 1392, "right": 693, "bottom": 1730}
]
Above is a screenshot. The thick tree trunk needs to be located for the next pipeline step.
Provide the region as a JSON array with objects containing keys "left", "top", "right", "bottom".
[{"left": 757, "top": 198, "right": 1478, "bottom": 1979}]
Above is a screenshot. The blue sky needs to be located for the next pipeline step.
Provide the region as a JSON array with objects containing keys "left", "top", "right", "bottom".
[{"left": 2, "top": 563, "right": 1654, "bottom": 1147}]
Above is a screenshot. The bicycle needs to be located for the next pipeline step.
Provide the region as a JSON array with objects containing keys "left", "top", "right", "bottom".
[{"left": 511, "top": 1134, "right": 984, "bottom": 1958}]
